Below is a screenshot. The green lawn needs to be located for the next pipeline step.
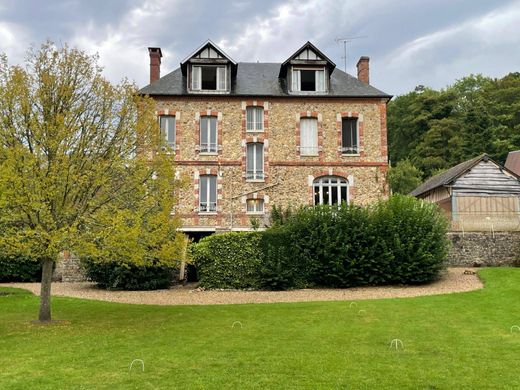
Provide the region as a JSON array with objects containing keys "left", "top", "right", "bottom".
[{"left": 1, "top": 268, "right": 520, "bottom": 389}]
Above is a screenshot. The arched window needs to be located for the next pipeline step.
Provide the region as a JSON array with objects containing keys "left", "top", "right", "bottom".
[{"left": 313, "top": 176, "right": 349, "bottom": 206}]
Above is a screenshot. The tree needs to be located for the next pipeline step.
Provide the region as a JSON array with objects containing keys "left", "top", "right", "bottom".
[
  {"left": 0, "top": 42, "right": 184, "bottom": 322},
  {"left": 387, "top": 160, "right": 423, "bottom": 195}
]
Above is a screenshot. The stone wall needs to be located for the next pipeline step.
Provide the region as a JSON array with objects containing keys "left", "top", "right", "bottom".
[
  {"left": 447, "top": 232, "right": 520, "bottom": 266},
  {"left": 154, "top": 96, "right": 389, "bottom": 231},
  {"left": 53, "top": 251, "right": 87, "bottom": 282}
]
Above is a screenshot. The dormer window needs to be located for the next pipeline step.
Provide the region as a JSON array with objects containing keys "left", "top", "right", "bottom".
[
  {"left": 192, "top": 65, "right": 226, "bottom": 91},
  {"left": 292, "top": 68, "right": 326, "bottom": 92}
]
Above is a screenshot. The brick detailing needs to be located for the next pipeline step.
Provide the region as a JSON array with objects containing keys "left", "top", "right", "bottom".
[
  {"left": 296, "top": 111, "right": 324, "bottom": 160},
  {"left": 379, "top": 101, "right": 388, "bottom": 160},
  {"left": 447, "top": 232, "right": 520, "bottom": 266},
  {"left": 309, "top": 170, "right": 353, "bottom": 203},
  {"left": 336, "top": 112, "right": 365, "bottom": 158},
  {"left": 193, "top": 169, "right": 223, "bottom": 217},
  {"left": 156, "top": 109, "right": 181, "bottom": 158},
  {"left": 195, "top": 110, "right": 223, "bottom": 156},
  {"left": 241, "top": 101, "right": 269, "bottom": 183}
]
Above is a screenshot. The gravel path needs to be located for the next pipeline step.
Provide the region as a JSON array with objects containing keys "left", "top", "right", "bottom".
[{"left": 1, "top": 268, "right": 483, "bottom": 306}]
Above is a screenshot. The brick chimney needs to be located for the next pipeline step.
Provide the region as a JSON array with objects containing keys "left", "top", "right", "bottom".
[
  {"left": 356, "top": 56, "right": 369, "bottom": 84},
  {"left": 148, "top": 47, "right": 162, "bottom": 84}
]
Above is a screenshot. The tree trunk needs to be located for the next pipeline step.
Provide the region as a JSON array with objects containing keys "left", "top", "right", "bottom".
[{"left": 38, "top": 259, "right": 54, "bottom": 322}]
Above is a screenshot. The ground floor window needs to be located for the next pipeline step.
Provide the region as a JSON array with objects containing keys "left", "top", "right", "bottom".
[
  {"left": 246, "top": 198, "right": 264, "bottom": 213},
  {"left": 313, "top": 176, "right": 349, "bottom": 205},
  {"left": 199, "top": 175, "right": 217, "bottom": 212}
]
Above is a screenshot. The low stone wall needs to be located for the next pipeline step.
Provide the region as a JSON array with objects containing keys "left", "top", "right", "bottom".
[
  {"left": 447, "top": 232, "right": 520, "bottom": 266},
  {"left": 53, "top": 251, "right": 87, "bottom": 282}
]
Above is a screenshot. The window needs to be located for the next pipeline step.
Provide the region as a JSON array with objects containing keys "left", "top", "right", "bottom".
[
  {"left": 300, "top": 118, "right": 318, "bottom": 156},
  {"left": 246, "top": 199, "right": 264, "bottom": 213},
  {"left": 192, "top": 65, "right": 226, "bottom": 91},
  {"left": 159, "top": 116, "right": 175, "bottom": 148},
  {"left": 200, "top": 116, "right": 217, "bottom": 153},
  {"left": 313, "top": 176, "right": 349, "bottom": 206},
  {"left": 292, "top": 68, "right": 325, "bottom": 92},
  {"left": 246, "top": 106, "right": 264, "bottom": 132},
  {"left": 341, "top": 118, "right": 358, "bottom": 154},
  {"left": 246, "top": 143, "right": 264, "bottom": 180},
  {"left": 199, "top": 175, "right": 217, "bottom": 213}
]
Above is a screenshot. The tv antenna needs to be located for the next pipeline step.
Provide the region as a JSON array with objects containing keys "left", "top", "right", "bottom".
[{"left": 335, "top": 36, "right": 368, "bottom": 72}]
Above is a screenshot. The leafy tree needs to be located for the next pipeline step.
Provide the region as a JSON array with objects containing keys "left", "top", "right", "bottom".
[
  {"left": 387, "top": 160, "right": 423, "bottom": 194},
  {"left": 0, "top": 43, "right": 184, "bottom": 322}
]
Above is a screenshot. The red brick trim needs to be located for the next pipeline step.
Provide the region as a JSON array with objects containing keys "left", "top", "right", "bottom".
[
  {"left": 156, "top": 109, "right": 181, "bottom": 158},
  {"left": 336, "top": 112, "right": 364, "bottom": 158},
  {"left": 379, "top": 102, "right": 388, "bottom": 160},
  {"left": 241, "top": 101, "right": 269, "bottom": 183},
  {"left": 270, "top": 161, "right": 388, "bottom": 167},
  {"left": 194, "top": 169, "right": 222, "bottom": 215},
  {"left": 296, "top": 112, "right": 324, "bottom": 160},
  {"left": 176, "top": 160, "right": 241, "bottom": 166},
  {"left": 195, "top": 111, "right": 223, "bottom": 156}
]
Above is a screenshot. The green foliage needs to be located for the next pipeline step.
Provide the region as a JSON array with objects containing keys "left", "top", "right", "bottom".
[
  {"left": 269, "top": 204, "right": 294, "bottom": 226},
  {"left": 0, "top": 256, "right": 42, "bottom": 282},
  {"left": 387, "top": 159, "right": 423, "bottom": 194},
  {"left": 192, "top": 197, "right": 449, "bottom": 290},
  {"left": 388, "top": 73, "right": 520, "bottom": 180},
  {"left": 82, "top": 258, "right": 176, "bottom": 290},
  {"left": 191, "top": 232, "right": 263, "bottom": 289}
]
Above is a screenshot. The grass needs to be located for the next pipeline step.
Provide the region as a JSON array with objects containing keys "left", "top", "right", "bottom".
[{"left": 1, "top": 268, "right": 520, "bottom": 389}]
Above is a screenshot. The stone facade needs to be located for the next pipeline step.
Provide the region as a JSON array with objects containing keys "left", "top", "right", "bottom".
[
  {"left": 154, "top": 96, "right": 389, "bottom": 231},
  {"left": 53, "top": 251, "right": 87, "bottom": 282},
  {"left": 447, "top": 232, "right": 520, "bottom": 266}
]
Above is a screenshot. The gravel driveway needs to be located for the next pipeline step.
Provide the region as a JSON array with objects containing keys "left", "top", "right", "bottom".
[{"left": 1, "top": 268, "right": 482, "bottom": 306}]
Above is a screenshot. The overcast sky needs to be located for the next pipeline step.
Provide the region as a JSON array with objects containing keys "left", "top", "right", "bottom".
[{"left": 1, "top": 0, "right": 519, "bottom": 95}]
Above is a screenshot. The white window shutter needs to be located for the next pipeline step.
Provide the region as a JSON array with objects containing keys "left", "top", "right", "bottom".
[
  {"left": 292, "top": 69, "right": 300, "bottom": 91},
  {"left": 192, "top": 66, "right": 201, "bottom": 90},
  {"left": 316, "top": 70, "right": 325, "bottom": 91},
  {"left": 217, "top": 67, "right": 226, "bottom": 90},
  {"left": 300, "top": 118, "right": 318, "bottom": 155}
]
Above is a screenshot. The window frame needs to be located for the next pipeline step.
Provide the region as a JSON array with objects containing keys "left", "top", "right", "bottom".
[
  {"left": 299, "top": 117, "right": 319, "bottom": 156},
  {"left": 246, "top": 198, "right": 264, "bottom": 214},
  {"left": 199, "top": 175, "right": 217, "bottom": 213},
  {"left": 199, "top": 115, "right": 218, "bottom": 154},
  {"left": 159, "top": 115, "right": 176, "bottom": 149},
  {"left": 246, "top": 142, "right": 264, "bottom": 181},
  {"left": 291, "top": 67, "right": 326, "bottom": 92},
  {"left": 246, "top": 106, "right": 264, "bottom": 132},
  {"left": 341, "top": 118, "right": 359, "bottom": 155},
  {"left": 192, "top": 65, "right": 227, "bottom": 91},
  {"left": 313, "top": 176, "right": 349, "bottom": 206}
]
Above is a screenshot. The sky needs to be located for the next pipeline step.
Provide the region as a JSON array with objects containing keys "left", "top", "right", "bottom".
[{"left": 1, "top": 0, "right": 519, "bottom": 96}]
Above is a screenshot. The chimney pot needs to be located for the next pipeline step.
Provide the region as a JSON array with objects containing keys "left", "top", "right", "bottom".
[
  {"left": 148, "top": 47, "right": 162, "bottom": 84},
  {"left": 356, "top": 56, "right": 369, "bottom": 84}
]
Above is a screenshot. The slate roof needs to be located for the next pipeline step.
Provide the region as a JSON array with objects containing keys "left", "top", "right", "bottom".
[
  {"left": 410, "top": 154, "right": 487, "bottom": 197},
  {"left": 139, "top": 62, "right": 391, "bottom": 98},
  {"left": 505, "top": 150, "right": 520, "bottom": 176}
]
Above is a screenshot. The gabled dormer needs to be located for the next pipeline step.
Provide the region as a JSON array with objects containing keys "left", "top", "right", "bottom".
[
  {"left": 279, "top": 42, "right": 336, "bottom": 94},
  {"left": 180, "top": 40, "right": 237, "bottom": 94}
]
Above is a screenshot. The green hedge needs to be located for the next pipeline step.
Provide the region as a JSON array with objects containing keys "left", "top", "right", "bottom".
[
  {"left": 82, "top": 259, "right": 176, "bottom": 290},
  {"left": 190, "top": 196, "right": 450, "bottom": 290},
  {"left": 191, "top": 232, "right": 263, "bottom": 289},
  {"left": 0, "top": 256, "right": 42, "bottom": 282}
]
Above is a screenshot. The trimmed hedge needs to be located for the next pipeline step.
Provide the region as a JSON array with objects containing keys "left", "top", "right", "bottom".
[
  {"left": 0, "top": 256, "right": 42, "bottom": 282},
  {"left": 191, "top": 232, "right": 263, "bottom": 289},
  {"left": 190, "top": 195, "right": 450, "bottom": 290},
  {"left": 82, "top": 259, "right": 176, "bottom": 290}
]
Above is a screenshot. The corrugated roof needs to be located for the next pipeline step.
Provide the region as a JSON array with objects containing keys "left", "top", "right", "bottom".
[
  {"left": 505, "top": 150, "right": 520, "bottom": 176},
  {"left": 139, "top": 62, "right": 391, "bottom": 98},
  {"left": 410, "top": 154, "right": 487, "bottom": 197}
]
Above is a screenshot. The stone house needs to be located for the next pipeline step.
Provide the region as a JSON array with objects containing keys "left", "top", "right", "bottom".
[
  {"left": 139, "top": 40, "right": 391, "bottom": 236},
  {"left": 411, "top": 154, "right": 520, "bottom": 231}
]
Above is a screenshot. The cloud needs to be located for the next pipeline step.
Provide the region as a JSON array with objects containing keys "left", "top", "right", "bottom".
[{"left": 382, "top": 0, "right": 520, "bottom": 94}]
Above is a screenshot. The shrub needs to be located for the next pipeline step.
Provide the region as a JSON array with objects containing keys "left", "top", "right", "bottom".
[
  {"left": 0, "top": 256, "right": 42, "bottom": 282},
  {"left": 371, "top": 195, "right": 450, "bottom": 284},
  {"left": 82, "top": 259, "right": 177, "bottom": 290},
  {"left": 191, "top": 232, "right": 263, "bottom": 289},
  {"left": 260, "top": 228, "right": 306, "bottom": 290}
]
